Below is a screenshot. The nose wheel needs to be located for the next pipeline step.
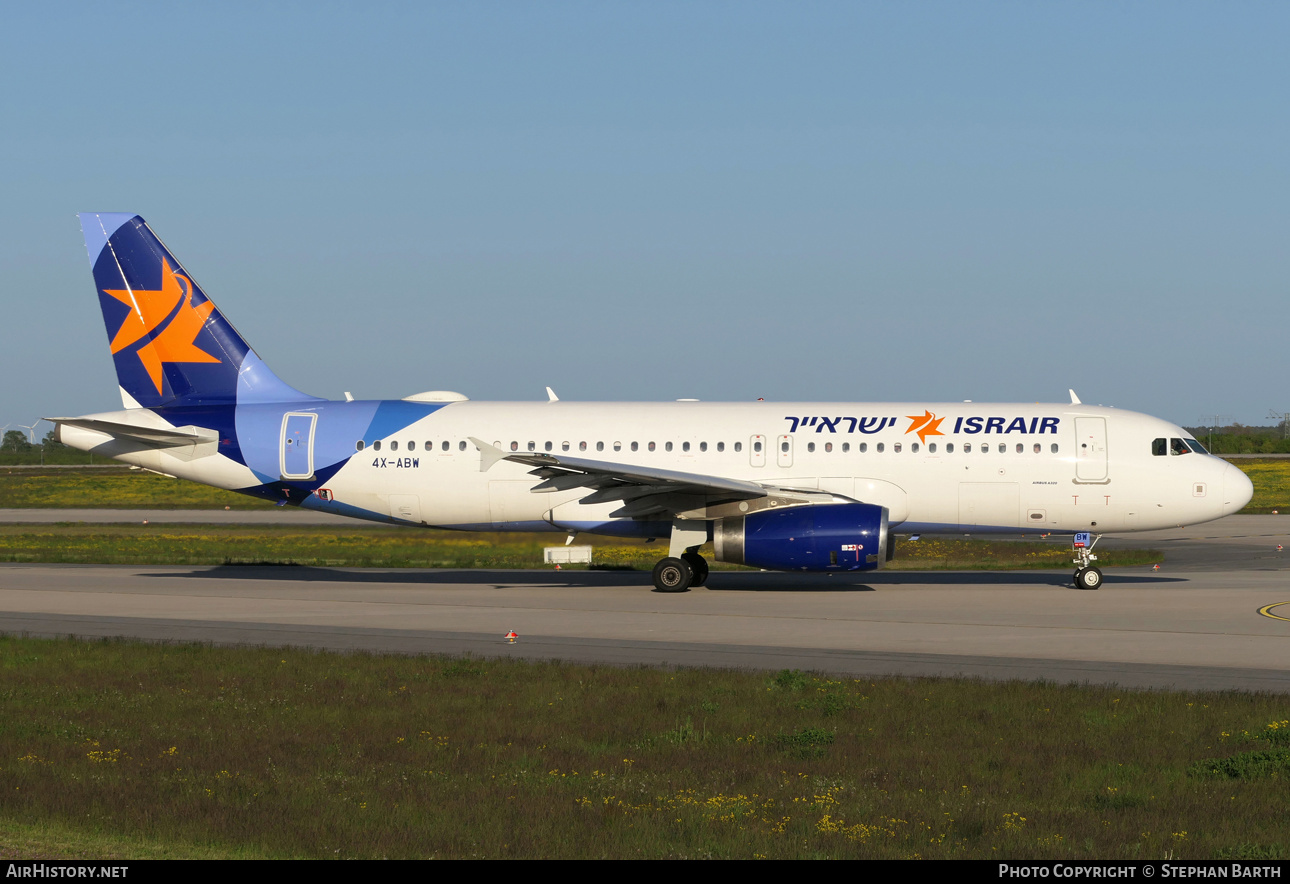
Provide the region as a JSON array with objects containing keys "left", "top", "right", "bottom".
[{"left": 1074, "top": 567, "right": 1103, "bottom": 590}]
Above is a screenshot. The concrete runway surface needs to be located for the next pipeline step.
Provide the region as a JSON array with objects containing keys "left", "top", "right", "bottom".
[{"left": 1, "top": 514, "right": 1288, "bottom": 692}]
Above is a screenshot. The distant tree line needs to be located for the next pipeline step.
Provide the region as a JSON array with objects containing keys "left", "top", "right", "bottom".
[
  {"left": 1185, "top": 424, "right": 1290, "bottom": 455},
  {"left": 0, "top": 429, "right": 98, "bottom": 465}
]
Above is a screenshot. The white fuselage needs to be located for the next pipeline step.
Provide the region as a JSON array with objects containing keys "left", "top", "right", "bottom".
[{"left": 69, "top": 400, "right": 1252, "bottom": 538}]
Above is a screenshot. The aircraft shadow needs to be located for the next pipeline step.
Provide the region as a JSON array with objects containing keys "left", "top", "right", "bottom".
[{"left": 144, "top": 565, "right": 1186, "bottom": 591}]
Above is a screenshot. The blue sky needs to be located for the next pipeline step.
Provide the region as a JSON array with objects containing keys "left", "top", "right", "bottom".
[{"left": 2, "top": 2, "right": 1287, "bottom": 431}]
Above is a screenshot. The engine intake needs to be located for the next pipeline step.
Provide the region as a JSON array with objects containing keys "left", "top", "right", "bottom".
[{"left": 714, "top": 503, "right": 889, "bottom": 572}]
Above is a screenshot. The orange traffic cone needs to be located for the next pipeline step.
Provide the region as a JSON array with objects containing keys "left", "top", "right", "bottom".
[{"left": 505, "top": 630, "right": 518, "bottom": 644}]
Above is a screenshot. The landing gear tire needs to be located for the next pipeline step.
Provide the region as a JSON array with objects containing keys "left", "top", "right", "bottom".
[
  {"left": 652, "top": 557, "right": 694, "bottom": 593},
  {"left": 1075, "top": 567, "right": 1103, "bottom": 590},
  {"left": 682, "top": 553, "right": 709, "bottom": 587}
]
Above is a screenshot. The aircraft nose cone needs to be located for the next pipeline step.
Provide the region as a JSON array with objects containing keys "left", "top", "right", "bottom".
[{"left": 1222, "top": 462, "right": 1254, "bottom": 515}]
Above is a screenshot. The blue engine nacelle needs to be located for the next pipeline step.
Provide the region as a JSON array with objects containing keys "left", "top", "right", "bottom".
[{"left": 713, "top": 503, "right": 889, "bottom": 572}]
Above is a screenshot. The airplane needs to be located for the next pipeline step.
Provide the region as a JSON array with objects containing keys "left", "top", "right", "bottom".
[{"left": 50, "top": 213, "right": 1254, "bottom": 592}]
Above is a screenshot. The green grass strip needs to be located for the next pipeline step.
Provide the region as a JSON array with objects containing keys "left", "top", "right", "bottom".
[
  {"left": 1, "top": 637, "right": 1288, "bottom": 859},
  {"left": 0, "top": 523, "right": 1160, "bottom": 570}
]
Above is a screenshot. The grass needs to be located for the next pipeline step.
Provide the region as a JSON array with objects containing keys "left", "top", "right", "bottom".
[
  {"left": 1229, "top": 458, "right": 1290, "bottom": 513},
  {"left": 0, "top": 523, "right": 1160, "bottom": 570},
  {"left": 0, "top": 468, "right": 273, "bottom": 509},
  {"left": 0, "top": 635, "right": 1287, "bottom": 859}
]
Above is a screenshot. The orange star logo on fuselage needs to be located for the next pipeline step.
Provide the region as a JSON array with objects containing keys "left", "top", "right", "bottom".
[
  {"left": 905, "top": 410, "right": 945, "bottom": 444},
  {"left": 104, "top": 258, "right": 220, "bottom": 395}
]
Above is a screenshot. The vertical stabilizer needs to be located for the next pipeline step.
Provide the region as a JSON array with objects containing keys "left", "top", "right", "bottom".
[{"left": 78, "top": 213, "right": 320, "bottom": 408}]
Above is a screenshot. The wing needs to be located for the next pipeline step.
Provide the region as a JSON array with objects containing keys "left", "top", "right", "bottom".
[{"left": 469, "top": 437, "right": 842, "bottom": 519}]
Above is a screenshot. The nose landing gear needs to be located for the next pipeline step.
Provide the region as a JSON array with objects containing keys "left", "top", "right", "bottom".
[{"left": 1072, "top": 532, "right": 1102, "bottom": 590}]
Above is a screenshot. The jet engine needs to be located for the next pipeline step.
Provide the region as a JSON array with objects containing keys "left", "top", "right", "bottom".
[{"left": 713, "top": 503, "right": 889, "bottom": 572}]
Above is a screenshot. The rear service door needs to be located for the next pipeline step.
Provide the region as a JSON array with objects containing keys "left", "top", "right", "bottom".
[{"left": 280, "top": 412, "right": 317, "bottom": 480}]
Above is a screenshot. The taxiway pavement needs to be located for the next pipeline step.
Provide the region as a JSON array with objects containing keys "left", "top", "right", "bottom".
[
  {"left": 1, "top": 514, "right": 1288, "bottom": 692},
  {"left": 1, "top": 514, "right": 1288, "bottom": 691}
]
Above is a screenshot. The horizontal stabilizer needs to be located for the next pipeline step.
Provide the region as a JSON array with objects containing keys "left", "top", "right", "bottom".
[{"left": 46, "top": 416, "right": 217, "bottom": 447}]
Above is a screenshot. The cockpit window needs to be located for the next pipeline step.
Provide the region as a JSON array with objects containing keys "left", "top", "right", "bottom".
[
  {"left": 1170, "top": 437, "right": 1191, "bottom": 456},
  {"left": 1152, "top": 438, "right": 1167, "bottom": 457},
  {"left": 1185, "top": 438, "right": 1208, "bottom": 454}
]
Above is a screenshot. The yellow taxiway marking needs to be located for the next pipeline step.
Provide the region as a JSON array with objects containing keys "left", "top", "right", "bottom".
[{"left": 1257, "top": 601, "right": 1290, "bottom": 622}]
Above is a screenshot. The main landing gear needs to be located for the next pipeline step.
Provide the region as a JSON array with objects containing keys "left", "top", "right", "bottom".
[
  {"left": 651, "top": 552, "right": 709, "bottom": 592},
  {"left": 652, "top": 520, "right": 712, "bottom": 592},
  {"left": 1072, "top": 533, "right": 1103, "bottom": 590}
]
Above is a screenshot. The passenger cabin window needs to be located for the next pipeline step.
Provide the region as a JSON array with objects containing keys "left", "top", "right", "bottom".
[
  {"left": 928, "top": 443, "right": 936, "bottom": 453},
  {"left": 579, "top": 441, "right": 587, "bottom": 451},
  {"left": 631, "top": 442, "right": 639, "bottom": 452},
  {"left": 597, "top": 442, "right": 604, "bottom": 451},
  {"left": 1051, "top": 443, "right": 1059, "bottom": 453},
  {"left": 998, "top": 443, "right": 1006, "bottom": 453},
  {"left": 545, "top": 441, "right": 553, "bottom": 452},
  {"left": 528, "top": 441, "right": 536, "bottom": 451},
  {"left": 614, "top": 442, "right": 622, "bottom": 451},
  {"left": 734, "top": 442, "right": 742, "bottom": 452},
  {"left": 876, "top": 442, "right": 885, "bottom": 453},
  {"left": 946, "top": 443, "right": 955, "bottom": 453},
  {"left": 408, "top": 441, "right": 416, "bottom": 451},
  {"left": 963, "top": 442, "right": 971, "bottom": 453},
  {"left": 824, "top": 442, "right": 832, "bottom": 453},
  {"left": 390, "top": 441, "right": 398, "bottom": 451},
  {"left": 373, "top": 441, "right": 382, "bottom": 451},
  {"left": 562, "top": 441, "right": 570, "bottom": 452},
  {"left": 753, "top": 441, "right": 762, "bottom": 453},
  {"left": 459, "top": 441, "right": 467, "bottom": 451},
  {"left": 717, "top": 442, "right": 725, "bottom": 452},
  {"left": 842, "top": 442, "right": 850, "bottom": 453},
  {"left": 859, "top": 442, "right": 867, "bottom": 453},
  {"left": 894, "top": 442, "right": 902, "bottom": 453},
  {"left": 683, "top": 442, "right": 691, "bottom": 452},
  {"left": 442, "top": 441, "right": 450, "bottom": 451},
  {"left": 1015, "top": 443, "right": 1023, "bottom": 454},
  {"left": 648, "top": 442, "right": 656, "bottom": 452},
  {"left": 356, "top": 441, "right": 365, "bottom": 451},
  {"left": 510, "top": 441, "right": 518, "bottom": 451},
  {"left": 1033, "top": 443, "right": 1041, "bottom": 454}
]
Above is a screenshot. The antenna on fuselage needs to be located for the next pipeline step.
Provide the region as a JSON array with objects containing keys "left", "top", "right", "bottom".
[{"left": 1069, "top": 389, "right": 1082, "bottom": 405}]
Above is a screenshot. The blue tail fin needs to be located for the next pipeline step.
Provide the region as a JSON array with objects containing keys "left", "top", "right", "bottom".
[{"left": 78, "top": 213, "right": 320, "bottom": 408}]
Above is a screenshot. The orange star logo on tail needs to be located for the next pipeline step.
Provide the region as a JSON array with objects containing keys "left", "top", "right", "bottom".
[
  {"left": 905, "top": 410, "right": 945, "bottom": 444},
  {"left": 104, "top": 259, "right": 221, "bottom": 394}
]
